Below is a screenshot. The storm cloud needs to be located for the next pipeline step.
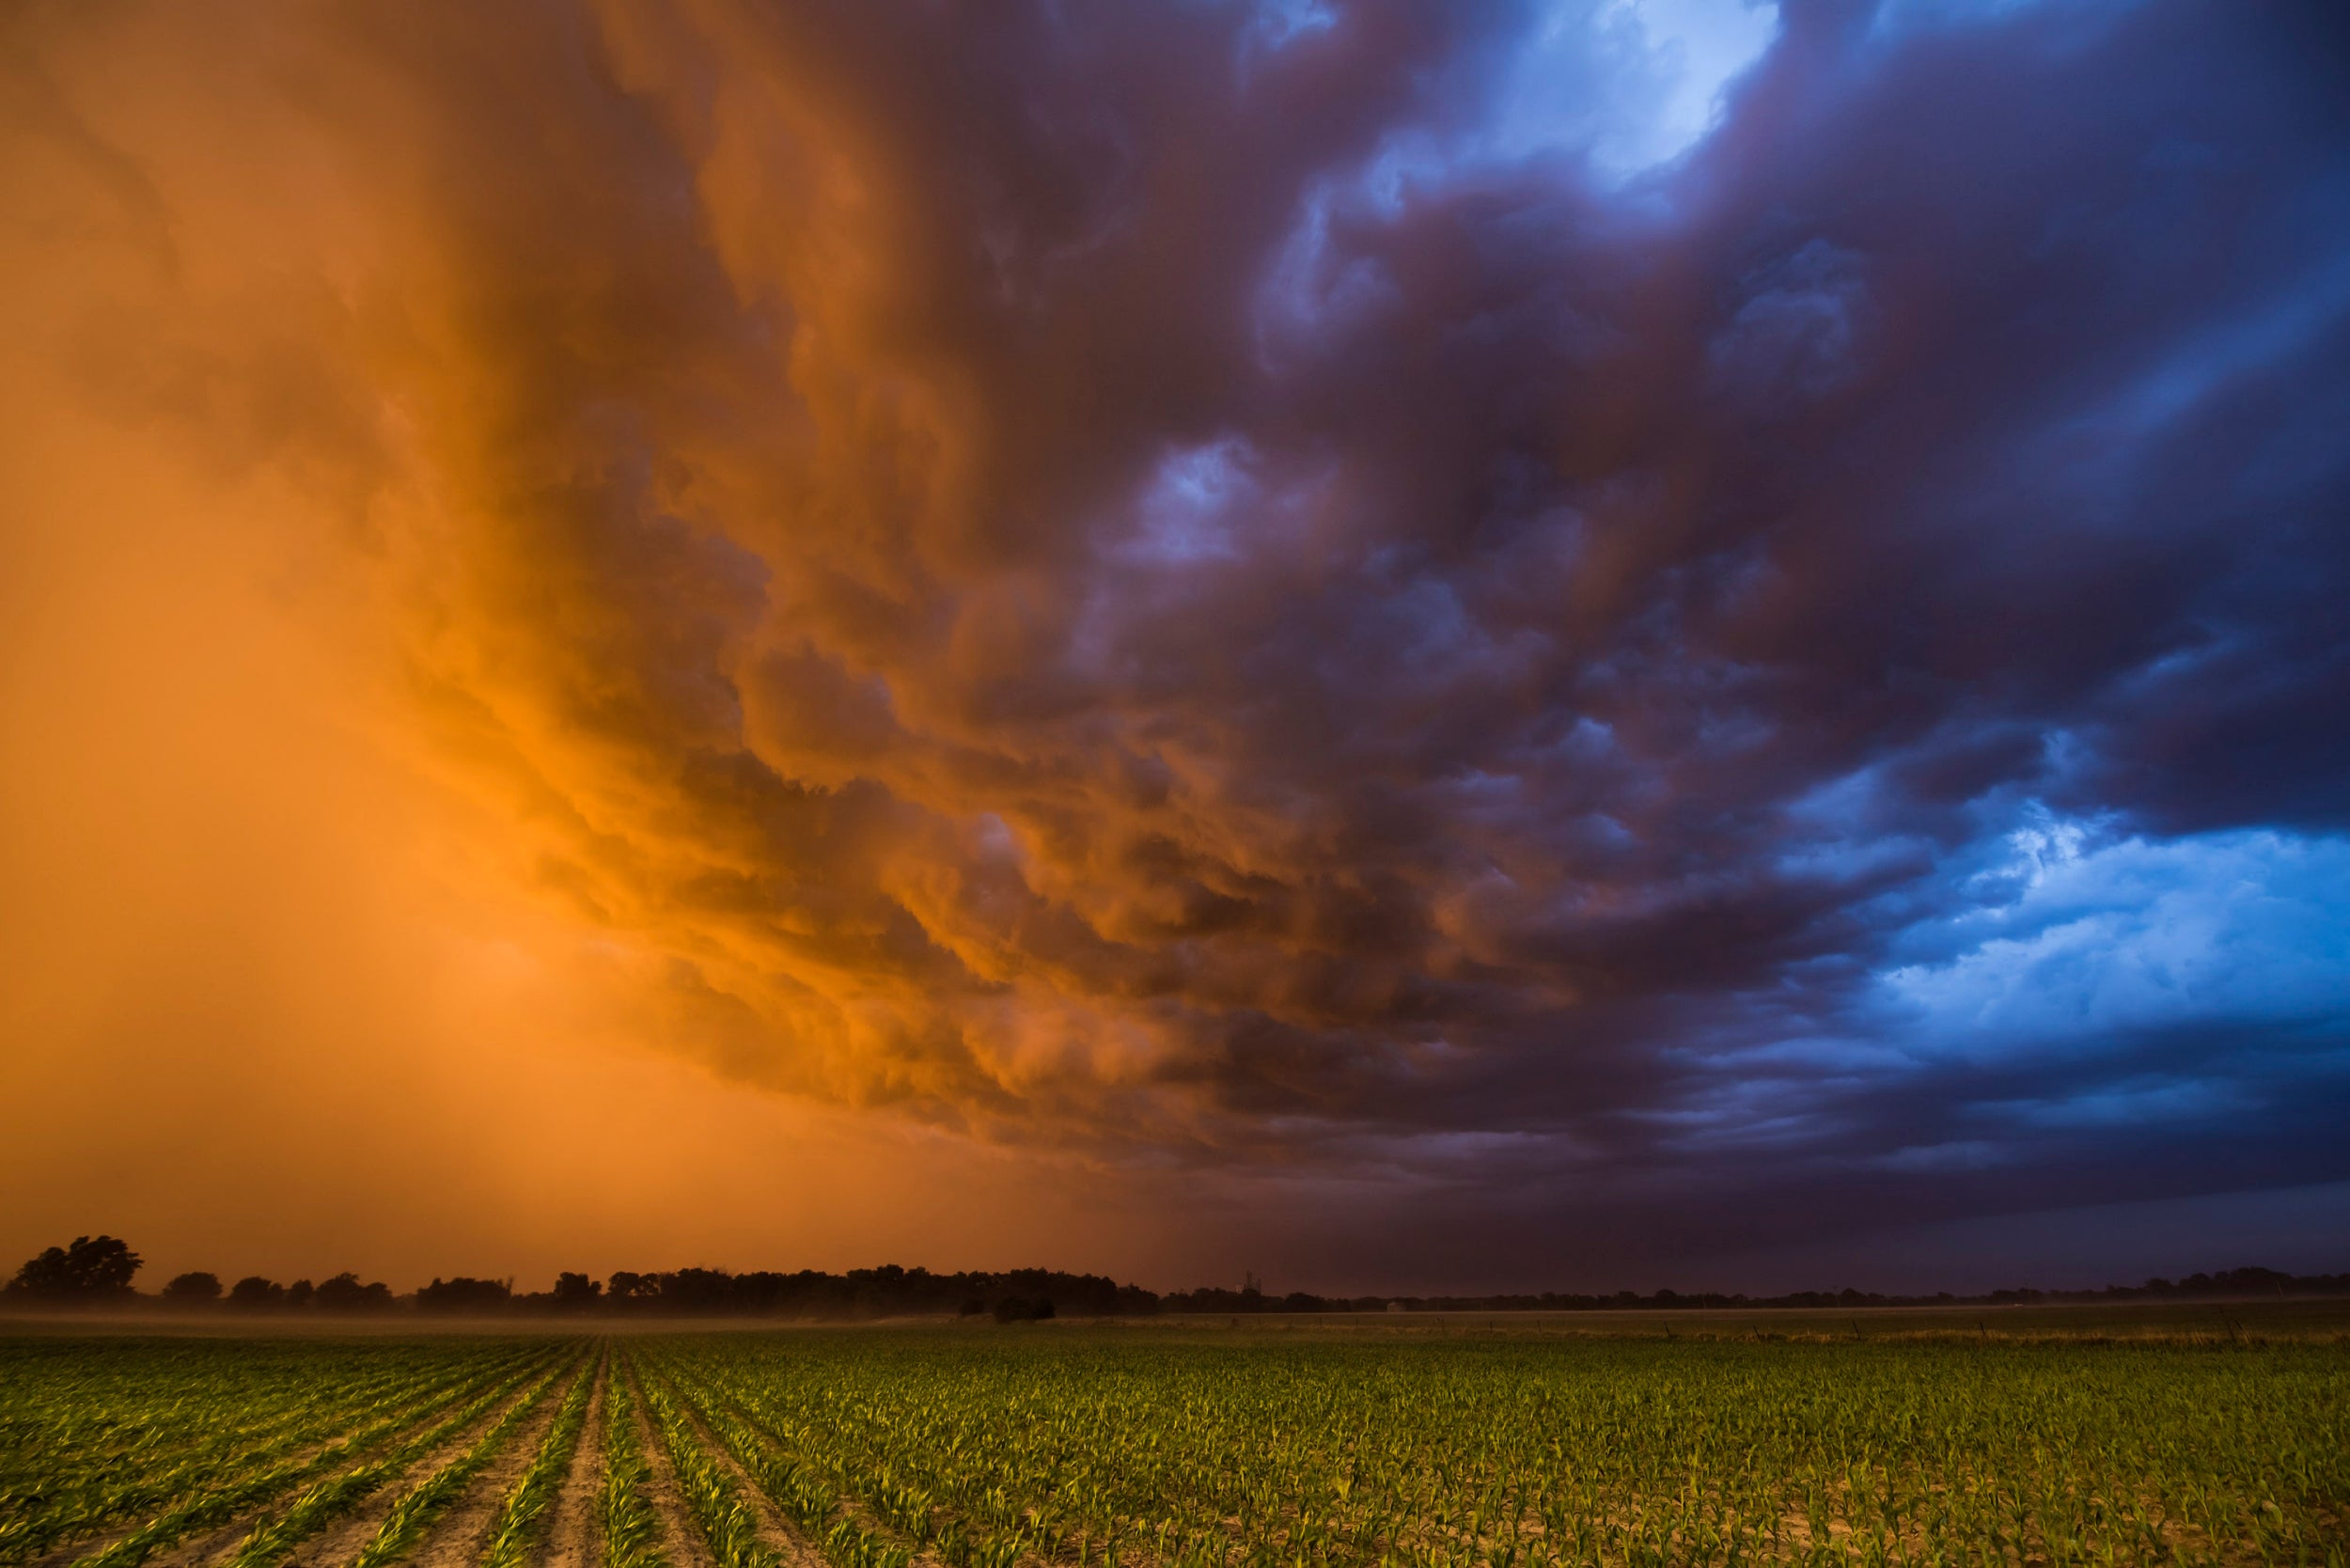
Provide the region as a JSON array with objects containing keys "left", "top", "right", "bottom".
[{"left": 4, "top": 0, "right": 2346, "bottom": 1281}]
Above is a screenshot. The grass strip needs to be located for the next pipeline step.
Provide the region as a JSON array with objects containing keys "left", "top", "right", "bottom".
[
  {"left": 344, "top": 1353, "right": 585, "bottom": 1568},
  {"left": 478, "top": 1349, "right": 598, "bottom": 1568},
  {"left": 634, "top": 1364, "right": 775, "bottom": 1568},
  {"left": 70, "top": 1353, "right": 539, "bottom": 1568},
  {"left": 218, "top": 1350, "right": 565, "bottom": 1568},
  {"left": 599, "top": 1362, "right": 665, "bottom": 1568}
]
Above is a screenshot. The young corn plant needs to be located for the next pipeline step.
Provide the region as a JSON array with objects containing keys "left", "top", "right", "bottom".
[
  {"left": 6, "top": 1354, "right": 477, "bottom": 1567},
  {"left": 345, "top": 1355, "right": 583, "bottom": 1568},
  {"left": 635, "top": 1369, "right": 776, "bottom": 1568},
  {"left": 479, "top": 1350, "right": 599, "bottom": 1568},
  {"left": 66, "top": 1351, "right": 535, "bottom": 1568},
  {"left": 218, "top": 1352, "right": 564, "bottom": 1568},
  {"left": 650, "top": 1359, "right": 921, "bottom": 1568},
  {"left": 600, "top": 1371, "right": 666, "bottom": 1568}
]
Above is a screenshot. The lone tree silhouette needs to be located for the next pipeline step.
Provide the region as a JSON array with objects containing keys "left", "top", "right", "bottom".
[
  {"left": 551, "top": 1272, "right": 602, "bottom": 1308},
  {"left": 416, "top": 1277, "right": 511, "bottom": 1314},
  {"left": 315, "top": 1272, "right": 394, "bottom": 1310},
  {"left": 162, "top": 1271, "right": 222, "bottom": 1303},
  {"left": 7, "top": 1236, "right": 142, "bottom": 1300},
  {"left": 228, "top": 1276, "right": 285, "bottom": 1308}
]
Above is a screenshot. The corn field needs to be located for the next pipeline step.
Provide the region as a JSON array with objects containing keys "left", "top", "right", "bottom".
[{"left": 0, "top": 1325, "right": 2341, "bottom": 1568}]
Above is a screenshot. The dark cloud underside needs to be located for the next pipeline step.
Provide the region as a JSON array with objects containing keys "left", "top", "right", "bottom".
[{"left": 4, "top": 0, "right": 2346, "bottom": 1279}]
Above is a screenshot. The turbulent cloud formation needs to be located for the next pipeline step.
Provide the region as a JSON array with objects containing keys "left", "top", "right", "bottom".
[{"left": 4, "top": 0, "right": 2347, "bottom": 1279}]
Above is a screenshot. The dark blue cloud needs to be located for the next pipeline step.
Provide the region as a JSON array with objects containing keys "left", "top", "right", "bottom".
[
  {"left": 1008, "top": 0, "right": 2350, "bottom": 1260},
  {"left": 108, "top": 0, "right": 2343, "bottom": 1279}
]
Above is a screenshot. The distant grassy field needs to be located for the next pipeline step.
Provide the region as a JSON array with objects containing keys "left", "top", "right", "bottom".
[{"left": 2, "top": 1309, "right": 2342, "bottom": 1568}]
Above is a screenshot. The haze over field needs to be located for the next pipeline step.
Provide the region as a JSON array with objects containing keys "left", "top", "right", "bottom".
[{"left": 3, "top": 0, "right": 2346, "bottom": 1296}]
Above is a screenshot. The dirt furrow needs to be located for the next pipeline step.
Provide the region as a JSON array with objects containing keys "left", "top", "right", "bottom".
[
  {"left": 619, "top": 1361, "right": 715, "bottom": 1568},
  {"left": 162, "top": 1367, "right": 552, "bottom": 1568},
  {"left": 22, "top": 1386, "right": 445, "bottom": 1568},
  {"left": 116, "top": 1370, "right": 542, "bottom": 1568},
  {"left": 398, "top": 1357, "right": 587, "bottom": 1568},
  {"left": 652, "top": 1375, "right": 955, "bottom": 1568},
  {"left": 536, "top": 1352, "right": 608, "bottom": 1568},
  {"left": 32, "top": 1370, "right": 518, "bottom": 1568},
  {"left": 31, "top": 1518, "right": 139, "bottom": 1568},
  {"left": 641, "top": 1372, "right": 826, "bottom": 1568}
]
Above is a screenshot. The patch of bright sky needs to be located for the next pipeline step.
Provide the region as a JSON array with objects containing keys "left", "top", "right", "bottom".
[
  {"left": 1254, "top": 1, "right": 1790, "bottom": 358},
  {"left": 1491, "top": 0, "right": 1782, "bottom": 181},
  {"left": 1880, "top": 822, "right": 2350, "bottom": 1053},
  {"left": 1072, "top": 443, "right": 1249, "bottom": 677},
  {"left": 1128, "top": 437, "right": 1254, "bottom": 563},
  {"left": 1274, "top": 0, "right": 1782, "bottom": 245},
  {"left": 1770, "top": 757, "right": 1941, "bottom": 886},
  {"left": 1659, "top": 812, "right": 2348, "bottom": 1170},
  {"left": 1485, "top": 0, "right": 2143, "bottom": 185}
]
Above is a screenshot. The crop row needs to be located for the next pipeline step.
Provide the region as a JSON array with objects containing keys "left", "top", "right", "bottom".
[
  {"left": 74, "top": 1347, "right": 547, "bottom": 1568},
  {"left": 0, "top": 1340, "right": 526, "bottom": 1563},
  {"left": 602, "top": 1355, "right": 667, "bottom": 1568},
  {"left": 481, "top": 1345, "right": 600, "bottom": 1568},
  {"left": 4, "top": 1332, "right": 2342, "bottom": 1568},
  {"left": 346, "top": 1353, "right": 587, "bottom": 1568},
  {"left": 218, "top": 1347, "right": 567, "bottom": 1568},
  {"left": 648, "top": 1332, "right": 2349, "bottom": 1568}
]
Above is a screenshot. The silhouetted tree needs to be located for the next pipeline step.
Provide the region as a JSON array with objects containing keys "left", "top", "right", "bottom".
[
  {"left": 551, "top": 1272, "right": 602, "bottom": 1308},
  {"left": 315, "top": 1272, "right": 392, "bottom": 1310},
  {"left": 664, "top": 1267, "right": 737, "bottom": 1313},
  {"left": 6, "top": 1236, "right": 142, "bottom": 1300},
  {"left": 286, "top": 1278, "right": 316, "bottom": 1309},
  {"left": 162, "top": 1271, "right": 222, "bottom": 1303},
  {"left": 228, "top": 1276, "right": 284, "bottom": 1308},
  {"left": 415, "top": 1277, "right": 511, "bottom": 1313}
]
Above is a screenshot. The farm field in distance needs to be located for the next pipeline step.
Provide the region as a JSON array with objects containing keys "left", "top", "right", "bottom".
[{"left": 2, "top": 1308, "right": 2343, "bottom": 1568}]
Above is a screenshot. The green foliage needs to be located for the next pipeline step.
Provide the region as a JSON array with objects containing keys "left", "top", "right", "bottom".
[
  {"left": 601, "top": 1366, "right": 666, "bottom": 1568},
  {"left": 480, "top": 1349, "right": 598, "bottom": 1568},
  {"left": 648, "top": 1328, "right": 2350, "bottom": 1568},
  {"left": 0, "top": 1339, "right": 532, "bottom": 1568},
  {"left": 635, "top": 1364, "right": 776, "bottom": 1568},
  {"left": 2, "top": 1325, "right": 2342, "bottom": 1568},
  {"left": 646, "top": 1357, "right": 910, "bottom": 1568},
  {"left": 218, "top": 1348, "right": 568, "bottom": 1568},
  {"left": 344, "top": 1355, "right": 581, "bottom": 1568}
]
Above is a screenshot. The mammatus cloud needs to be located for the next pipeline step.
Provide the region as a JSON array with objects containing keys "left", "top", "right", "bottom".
[{"left": 2, "top": 0, "right": 2345, "bottom": 1276}]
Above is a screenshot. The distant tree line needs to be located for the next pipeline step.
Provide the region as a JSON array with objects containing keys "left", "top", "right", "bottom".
[
  {"left": 421, "top": 1264, "right": 1142, "bottom": 1319},
  {"left": 6, "top": 1238, "right": 2343, "bottom": 1318},
  {"left": 1159, "top": 1265, "right": 2350, "bottom": 1314},
  {"left": 214, "top": 1273, "right": 398, "bottom": 1310},
  {"left": 0, "top": 1240, "right": 405, "bottom": 1311}
]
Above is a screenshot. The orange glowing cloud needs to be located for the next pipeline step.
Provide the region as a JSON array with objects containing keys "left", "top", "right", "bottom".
[{"left": 8, "top": 0, "right": 2348, "bottom": 1293}]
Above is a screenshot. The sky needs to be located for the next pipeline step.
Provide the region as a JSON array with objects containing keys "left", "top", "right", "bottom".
[{"left": 2, "top": 0, "right": 2346, "bottom": 1298}]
